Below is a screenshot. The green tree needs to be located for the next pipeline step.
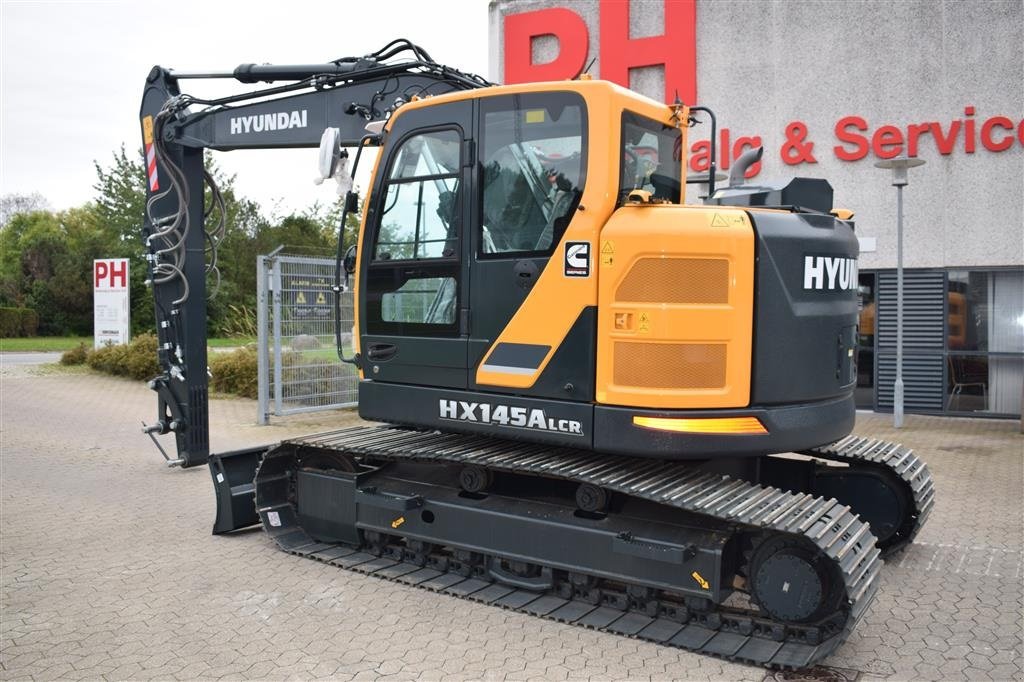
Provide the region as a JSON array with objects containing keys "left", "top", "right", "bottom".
[
  {"left": 91, "top": 146, "right": 263, "bottom": 334},
  {"left": 92, "top": 146, "right": 146, "bottom": 245},
  {"left": 0, "top": 144, "right": 363, "bottom": 337},
  {"left": 92, "top": 146, "right": 156, "bottom": 333},
  {"left": 0, "top": 207, "right": 119, "bottom": 335}
]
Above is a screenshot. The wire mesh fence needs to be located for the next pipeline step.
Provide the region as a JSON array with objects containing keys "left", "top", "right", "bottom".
[{"left": 257, "top": 253, "right": 358, "bottom": 423}]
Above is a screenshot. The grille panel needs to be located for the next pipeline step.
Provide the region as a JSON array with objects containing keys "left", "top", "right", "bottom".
[
  {"left": 614, "top": 342, "right": 727, "bottom": 389},
  {"left": 616, "top": 258, "right": 729, "bottom": 304}
]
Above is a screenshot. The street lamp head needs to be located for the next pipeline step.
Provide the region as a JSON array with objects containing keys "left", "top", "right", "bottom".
[{"left": 875, "top": 154, "right": 926, "bottom": 186}]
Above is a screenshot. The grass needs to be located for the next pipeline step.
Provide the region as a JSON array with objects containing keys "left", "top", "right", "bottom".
[
  {"left": 1, "top": 336, "right": 257, "bottom": 352},
  {"left": 0, "top": 336, "right": 91, "bottom": 352},
  {"left": 208, "top": 337, "right": 256, "bottom": 348}
]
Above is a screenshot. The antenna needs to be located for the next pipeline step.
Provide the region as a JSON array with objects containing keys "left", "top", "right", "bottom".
[{"left": 575, "top": 57, "right": 597, "bottom": 79}]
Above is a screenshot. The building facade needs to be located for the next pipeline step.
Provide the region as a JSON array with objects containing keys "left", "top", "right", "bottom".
[{"left": 488, "top": 0, "right": 1024, "bottom": 418}]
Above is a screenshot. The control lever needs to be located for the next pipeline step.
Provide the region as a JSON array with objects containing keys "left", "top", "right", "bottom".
[{"left": 141, "top": 421, "right": 184, "bottom": 468}]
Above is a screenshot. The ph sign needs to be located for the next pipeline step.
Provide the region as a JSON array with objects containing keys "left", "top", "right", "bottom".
[{"left": 93, "top": 258, "right": 130, "bottom": 349}]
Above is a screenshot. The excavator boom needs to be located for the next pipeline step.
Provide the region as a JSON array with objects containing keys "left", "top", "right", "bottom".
[{"left": 139, "top": 40, "right": 488, "bottom": 467}]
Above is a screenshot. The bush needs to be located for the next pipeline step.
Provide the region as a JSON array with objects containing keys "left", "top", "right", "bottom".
[
  {"left": 209, "top": 347, "right": 259, "bottom": 399},
  {"left": 87, "top": 341, "right": 129, "bottom": 375},
  {"left": 0, "top": 307, "right": 38, "bottom": 337},
  {"left": 19, "top": 309, "right": 39, "bottom": 336},
  {"left": 0, "top": 308, "right": 19, "bottom": 337},
  {"left": 60, "top": 343, "right": 89, "bottom": 365},
  {"left": 123, "top": 334, "right": 159, "bottom": 380},
  {"left": 85, "top": 333, "right": 160, "bottom": 380},
  {"left": 0, "top": 307, "right": 41, "bottom": 336}
]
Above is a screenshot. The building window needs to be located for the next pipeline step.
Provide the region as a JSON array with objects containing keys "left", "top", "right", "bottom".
[
  {"left": 866, "top": 267, "right": 1022, "bottom": 418},
  {"left": 856, "top": 272, "right": 876, "bottom": 409},
  {"left": 947, "top": 269, "right": 1024, "bottom": 415}
]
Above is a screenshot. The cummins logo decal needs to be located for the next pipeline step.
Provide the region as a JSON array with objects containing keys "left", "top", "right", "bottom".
[
  {"left": 439, "top": 399, "right": 583, "bottom": 436},
  {"left": 803, "top": 255, "right": 858, "bottom": 291},
  {"left": 564, "top": 241, "right": 590, "bottom": 277},
  {"left": 230, "top": 110, "right": 308, "bottom": 135}
]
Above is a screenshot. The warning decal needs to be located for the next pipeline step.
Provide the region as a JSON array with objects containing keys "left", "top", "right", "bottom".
[{"left": 142, "top": 115, "right": 159, "bottom": 192}]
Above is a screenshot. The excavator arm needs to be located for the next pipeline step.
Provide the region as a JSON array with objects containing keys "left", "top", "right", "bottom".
[{"left": 138, "top": 40, "right": 488, "bottom": 469}]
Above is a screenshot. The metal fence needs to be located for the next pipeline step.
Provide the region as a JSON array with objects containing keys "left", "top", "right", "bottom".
[{"left": 257, "top": 253, "right": 358, "bottom": 423}]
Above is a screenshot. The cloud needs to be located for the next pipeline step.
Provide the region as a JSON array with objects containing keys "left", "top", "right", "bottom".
[{"left": 0, "top": 0, "right": 489, "bottom": 213}]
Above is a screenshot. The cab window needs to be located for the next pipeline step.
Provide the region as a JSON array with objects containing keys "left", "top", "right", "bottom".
[
  {"left": 374, "top": 129, "right": 461, "bottom": 261},
  {"left": 479, "top": 92, "right": 587, "bottom": 256},
  {"left": 619, "top": 111, "right": 682, "bottom": 205},
  {"left": 366, "top": 127, "right": 462, "bottom": 334}
]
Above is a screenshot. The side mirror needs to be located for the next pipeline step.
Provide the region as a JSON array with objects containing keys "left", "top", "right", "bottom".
[
  {"left": 314, "top": 127, "right": 341, "bottom": 184},
  {"left": 343, "top": 244, "right": 357, "bottom": 275},
  {"left": 345, "top": 190, "right": 359, "bottom": 215}
]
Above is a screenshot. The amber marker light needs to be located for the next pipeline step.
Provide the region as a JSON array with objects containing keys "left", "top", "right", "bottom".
[{"left": 632, "top": 416, "right": 768, "bottom": 435}]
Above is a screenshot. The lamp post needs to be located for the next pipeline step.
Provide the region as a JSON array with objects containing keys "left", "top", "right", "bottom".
[{"left": 874, "top": 154, "right": 926, "bottom": 428}]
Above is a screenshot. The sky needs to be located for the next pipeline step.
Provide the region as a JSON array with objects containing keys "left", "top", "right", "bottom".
[{"left": 0, "top": 0, "right": 491, "bottom": 215}]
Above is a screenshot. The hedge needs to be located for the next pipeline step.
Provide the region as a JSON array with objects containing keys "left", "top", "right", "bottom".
[
  {"left": 0, "top": 308, "right": 39, "bottom": 337},
  {"left": 61, "top": 335, "right": 343, "bottom": 403},
  {"left": 60, "top": 333, "right": 161, "bottom": 380},
  {"left": 209, "top": 347, "right": 259, "bottom": 400}
]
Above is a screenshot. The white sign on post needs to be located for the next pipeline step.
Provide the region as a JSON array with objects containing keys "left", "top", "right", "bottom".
[{"left": 93, "top": 258, "right": 130, "bottom": 349}]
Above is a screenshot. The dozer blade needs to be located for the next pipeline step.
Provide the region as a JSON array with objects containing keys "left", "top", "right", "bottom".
[{"left": 209, "top": 446, "right": 268, "bottom": 534}]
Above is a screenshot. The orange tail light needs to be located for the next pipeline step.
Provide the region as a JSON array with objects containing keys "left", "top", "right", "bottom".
[{"left": 632, "top": 416, "right": 767, "bottom": 435}]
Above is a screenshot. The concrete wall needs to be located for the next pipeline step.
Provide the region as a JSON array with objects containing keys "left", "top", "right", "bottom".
[{"left": 488, "top": 0, "right": 1024, "bottom": 270}]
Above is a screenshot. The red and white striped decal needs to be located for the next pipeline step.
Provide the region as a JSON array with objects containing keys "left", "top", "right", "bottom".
[{"left": 142, "top": 115, "right": 159, "bottom": 192}]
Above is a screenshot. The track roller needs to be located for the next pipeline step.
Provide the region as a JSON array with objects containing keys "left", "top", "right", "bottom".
[
  {"left": 459, "top": 465, "right": 493, "bottom": 493},
  {"left": 575, "top": 483, "right": 609, "bottom": 512}
]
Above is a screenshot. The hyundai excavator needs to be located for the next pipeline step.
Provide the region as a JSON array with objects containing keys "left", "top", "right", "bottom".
[{"left": 139, "top": 40, "right": 933, "bottom": 669}]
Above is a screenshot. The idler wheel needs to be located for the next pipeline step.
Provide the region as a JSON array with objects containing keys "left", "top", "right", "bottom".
[
  {"left": 297, "top": 450, "right": 356, "bottom": 472},
  {"left": 749, "top": 537, "right": 843, "bottom": 623}
]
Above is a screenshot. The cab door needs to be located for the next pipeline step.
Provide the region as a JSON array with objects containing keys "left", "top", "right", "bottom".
[
  {"left": 469, "top": 92, "right": 588, "bottom": 387},
  {"left": 359, "top": 101, "right": 472, "bottom": 388}
]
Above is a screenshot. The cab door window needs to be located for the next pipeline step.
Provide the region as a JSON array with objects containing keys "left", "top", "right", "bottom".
[
  {"left": 479, "top": 93, "right": 587, "bottom": 256},
  {"left": 375, "top": 129, "right": 461, "bottom": 262},
  {"left": 367, "top": 128, "right": 462, "bottom": 334}
]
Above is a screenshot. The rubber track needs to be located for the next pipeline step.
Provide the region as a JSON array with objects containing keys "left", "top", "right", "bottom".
[
  {"left": 802, "top": 435, "right": 935, "bottom": 556},
  {"left": 256, "top": 426, "right": 893, "bottom": 669}
]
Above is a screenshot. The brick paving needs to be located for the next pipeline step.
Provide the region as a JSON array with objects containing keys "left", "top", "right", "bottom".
[{"left": 1, "top": 364, "right": 1022, "bottom": 681}]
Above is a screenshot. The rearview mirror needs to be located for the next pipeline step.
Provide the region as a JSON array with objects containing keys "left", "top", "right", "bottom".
[
  {"left": 314, "top": 127, "right": 341, "bottom": 184},
  {"left": 343, "top": 244, "right": 357, "bottom": 274}
]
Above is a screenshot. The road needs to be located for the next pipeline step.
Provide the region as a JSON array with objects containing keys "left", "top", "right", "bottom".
[
  {"left": 1, "top": 366, "right": 1022, "bottom": 680},
  {"left": 0, "top": 352, "right": 62, "bottom": 366}
]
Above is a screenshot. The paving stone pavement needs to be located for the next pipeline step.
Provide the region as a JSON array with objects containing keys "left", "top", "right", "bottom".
[{"left": 1, "top": 365, "right": 1022, "bottom": 681}]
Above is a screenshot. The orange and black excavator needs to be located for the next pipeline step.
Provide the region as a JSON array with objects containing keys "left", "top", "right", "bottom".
[{"left": 139, "top": 40, "right": 932, "bottom": 669}]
